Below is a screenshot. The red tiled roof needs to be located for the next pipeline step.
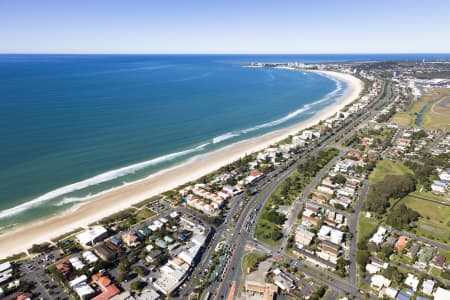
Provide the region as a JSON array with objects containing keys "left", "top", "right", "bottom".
[
  {"left": 17, "top": 293, "right": 32, "bottom": 300},
  {"left": 92, "top": 284, "right": 120, "bottom": 300},
  {"left": 98, "top": 277, "right": 111, "bottom": 288},
  {"left": 92, "top": 274, "right": 112, "bottom": 290},
  {"left": 92, "top": 273, "right": 102, "bottom": 282},
  {"left": 56, "top": 260, "right": 71, "bottom": 274},
  {"left": 395, "top": 236, "right": 408, "bottom": 251}
]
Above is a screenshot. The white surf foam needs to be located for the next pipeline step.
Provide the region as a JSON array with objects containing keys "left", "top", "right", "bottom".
[
  {"left": 212, "top": 132, "right": 240, "bottom": 144},
  {"left": 0, "top": 142, "right": 209, "bottom": 219},
  {"left": 241, "top": 106, "right": 312, "bottom": 134},
  {"left": 55, "top": 194, "right": 94, "bottom": 207},
  {"left": 241, "top": 77, "right": 343, "bottom": 134}
]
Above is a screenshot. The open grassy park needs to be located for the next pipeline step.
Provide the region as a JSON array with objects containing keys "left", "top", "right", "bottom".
[
  {"left": 391, "top": 88, "right": 450, "bottom": 129},
  {"left": 364, "top": 158, "right": 450, "bottom": 245},
  {"left": 368, "top": 160, "right": 413, "bottom": 184},
  {"left": 398, "top": 194, "right": 450, "bottom": 245},
  {"left": 357, "top": 214, "right": 379, "bottom": 244},
  {"left": 422, "top": 89, "right": 450, "bottom": 130}
]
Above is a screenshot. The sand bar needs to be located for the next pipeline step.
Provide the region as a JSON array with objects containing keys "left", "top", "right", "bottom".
[{"left": 0, "top": 70, "right": 363, "bottom": 258}]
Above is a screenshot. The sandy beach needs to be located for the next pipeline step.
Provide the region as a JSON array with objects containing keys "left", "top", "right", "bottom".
[{"left": 0, "top": 70, "right": 363, "bottom": 259}]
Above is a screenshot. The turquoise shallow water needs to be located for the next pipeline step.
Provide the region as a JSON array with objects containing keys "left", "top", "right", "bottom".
[{"left": 4, "top": 53, "right": 433, "bottom": 229}]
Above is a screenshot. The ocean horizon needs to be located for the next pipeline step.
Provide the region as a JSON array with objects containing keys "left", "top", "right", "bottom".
[{"left": 1, "top": 53, "right": 449, "bottom": 231}]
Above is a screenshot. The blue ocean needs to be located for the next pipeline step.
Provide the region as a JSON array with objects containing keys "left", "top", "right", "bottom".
[{"left": 0, "top": 54, "right": 449, "bottom": 230}]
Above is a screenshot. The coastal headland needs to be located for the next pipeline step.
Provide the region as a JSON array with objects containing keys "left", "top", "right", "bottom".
[{"left": 0, "top": 70, "right": 363, "bottom": 258}]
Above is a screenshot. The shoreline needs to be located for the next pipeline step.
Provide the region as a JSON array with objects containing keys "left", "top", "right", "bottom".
[{"left": 0, "top": 70, "right": 363, "bottom": 259}]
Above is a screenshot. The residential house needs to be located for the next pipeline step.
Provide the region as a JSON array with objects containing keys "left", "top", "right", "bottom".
[
  {"left": 408, "top": 243, "right": 420, "bottom": 259},
  {"left": 69, "top": 275, "right": 96, "bottom": 300},
  {"left": 76, "top": 226, "right": 109, "bottom": 248},
  {"left": 311, "top": 192, "right": 328, "bottom": 204},
  {"left": 365, "top": 263, "right": 379, "bottom": 274},
  {"left": 146, "top": 250, "right": 163, "bottom": 263},
  {"left": 305, "top": 203, "right": 321, "bottom": 214},
  {"left": 385, "top": 236, "right": 397, "bottom": 247},
  {"left": 404, "top": 273, "right": 419, "bottom": 291},
  {"left": 56, "top": 260, "right": 72, "bottom": 278},
  {"left": 370, "top": 226, "right": 388, "bottom": 245},
  {"left": 416, "top": 246, "right": 435, "bottom": 268},
  {"left": 293, "top": 247, "right": 337, "bottom": 270},
  {"left": 94, "top": 244, "right": 118, "bottom": 262},
  {"left": 272, "top": 269, "right": 295, "bottom": 291},
  {"left": 431, "top": 254, "right": 446, "bottom": 269},
  {"left": 122, "top": 232, "right": 140, "bottom": 247},
  {"left": 383, "top": 287, "right": 398, "bottom": 299},
  {"left": 431, "top": 180, "right": 448, "bottom": 194},
  {"left": 371, "top": 257, "right": 389, "bottom": 269},
  {"left": 302, "top": 210, "right": 320, "bottom": 226},
  {"left": 421, "top": 279, "right": 435, "bottom": 296},
  {"left": 295, "top": 226, "right": 315, "bottom": 247},
  {"left": 330, "top": 196, "right": 352, "bottom": 209},
  {"left": 439, "top": 169, "right": 450, "bottom": 181},
  {"left": 0, "top": 262, "right": 13, "bottom": 285},
  {"left": 317, "top": 185, "right": 334, "bottom": 195},
  {"left": 370, "top": 275, "right": 391, "bottom": 291},
  {"left": 395, "top": 236, "right": 408, "bottom": 252},
  {"left": 396, "top": 291, "right": 411, "bottom": 300},
  {"left": 292, "top": 135, "right": 307, "bottom": 147},
  {"left": 69, "top": 257, "right": 85, "bottom": 270},
  {"left": 434, "top": 287, "right": 450, "bottom": 300},
  {"left": 317, "top": 240, "right": 341, "bottom": 262}
]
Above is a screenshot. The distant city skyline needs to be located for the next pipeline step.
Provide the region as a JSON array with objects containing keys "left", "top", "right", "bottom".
[{"left": 1, "top": 0, "right": 450, "bottom": 54}]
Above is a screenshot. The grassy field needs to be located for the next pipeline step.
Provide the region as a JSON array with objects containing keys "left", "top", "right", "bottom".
[
  {"left": 357, "top": 214, "right": 379, "bottom": 243},
  {"left": 390, "top": 112, "right": 413, "bottom": 127},
  {"left": 241, "top": 252, "right": 267, "bottom": 274},
  {"left": 399, "top": 195, "right": 450, "bottom": 245},
  {"left": 254, "top": 219, "right": 282, "bottom": 247},
  {"left": 369, "top": 160, "right": 413, "bottom": 184},
  {"left": 410, "top": 190, "right": 450, "bottom": 203},
  {"left": 390, "top": 100, "right": 428, "bottom": 128},
  {"left": 391, "top": 88, "right": 450, "bottom": 128},
  {"left": 422, "top": 89, "right": 450, "bottom": 130},
  {"left": 135, "top": 207, "right": 157, "bottom": 222}
]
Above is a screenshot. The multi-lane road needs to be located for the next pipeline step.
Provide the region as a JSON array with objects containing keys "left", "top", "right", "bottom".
[{"left": 195, "top": 78, "right": 392, "bottom": 299}]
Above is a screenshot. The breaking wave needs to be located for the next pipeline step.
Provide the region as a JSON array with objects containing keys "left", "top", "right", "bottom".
[
  {"left": 242, "top": 77, "right": 343, "bottom": 134},
  {"left": 0, "top": 142, "right": 209, "bottom": 219},
  {"left": 212, "top": 132, "right": 240, "bottom": 144}
]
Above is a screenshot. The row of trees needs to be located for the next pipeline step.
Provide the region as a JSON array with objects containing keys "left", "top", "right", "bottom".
[
  {"left": 376, "top": 106, "right": 396, "bottom": 123},
  {"left": 297, "top": 148, "right": 340, "bottom": 177},
  {"left": 403, "top": 160, "right": 434, "bottom": 190},
  {"left": 386, "top": 204, "right": 420, "bottom": 230},
  {"left": 363, "top": 174, "right": 416, "bottom": 214}
]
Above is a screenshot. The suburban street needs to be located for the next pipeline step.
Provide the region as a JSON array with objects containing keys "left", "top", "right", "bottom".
[{"left": 348, "top": 180, "right": 369, "bottom": 286}]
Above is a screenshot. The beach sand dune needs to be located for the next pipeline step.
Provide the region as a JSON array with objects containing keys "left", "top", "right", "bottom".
[{"left": 0, "top": 70, "right": 362, "bottom": 258}]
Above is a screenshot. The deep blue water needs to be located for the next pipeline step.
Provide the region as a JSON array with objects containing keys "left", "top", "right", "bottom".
[{"left": 0, "top": 54, "right": 449, "bottom": 229}]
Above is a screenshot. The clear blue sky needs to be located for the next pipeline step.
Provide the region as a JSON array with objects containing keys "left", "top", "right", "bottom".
[{"left": 1, "top": 0, "right": 450, "bottom": 54}]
